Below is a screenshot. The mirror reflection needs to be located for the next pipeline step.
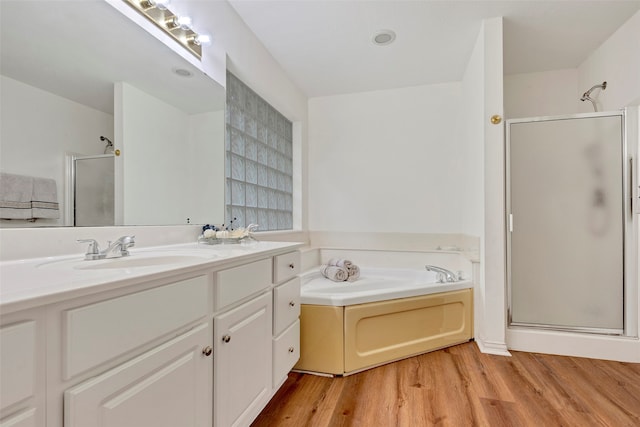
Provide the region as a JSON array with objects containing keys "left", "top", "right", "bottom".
[{"left": 0, "top": 0, "right": 225, "bottom": 228}]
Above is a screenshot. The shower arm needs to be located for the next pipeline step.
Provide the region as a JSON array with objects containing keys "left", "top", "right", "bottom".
[{"left": 580, "top": 81, "right": 607, "bottom": 112}]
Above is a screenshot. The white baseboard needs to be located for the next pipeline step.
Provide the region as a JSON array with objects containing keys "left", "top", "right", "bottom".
[{"left": 475, "top": 338, "right": 511, "bottom": 356}]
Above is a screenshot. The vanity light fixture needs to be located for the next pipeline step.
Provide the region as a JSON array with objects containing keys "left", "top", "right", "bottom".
[{"left": 123, "top": 0, "right": 207, "bottom": 59}]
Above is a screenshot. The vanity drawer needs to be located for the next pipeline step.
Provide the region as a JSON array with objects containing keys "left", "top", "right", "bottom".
[
  {"left": 273, "top": 277, "right": 301, "bottom": 336},
  {"left": 0, "top": 321, "right": 36, "bottom": 412},
  {"left": 273, "top": 251, "right": 300, "bottom": 284},
  {"left": 214, "top": 258, "right": 272, "bottom": 310},
  {"left": 273, "top": 320, "right": 300, "bottom": 388},
  {"left": 63, "top": 275, "right": 208, "bottom": 379}
]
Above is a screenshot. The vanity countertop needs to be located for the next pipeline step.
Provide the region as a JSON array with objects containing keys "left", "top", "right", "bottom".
[{"left": 0, "top": 240, "right": 303, "bottom": 314}]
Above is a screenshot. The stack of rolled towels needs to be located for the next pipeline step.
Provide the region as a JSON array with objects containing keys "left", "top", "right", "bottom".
[{"left": 320, "top": 258, "right": 360, "bottom": 282}]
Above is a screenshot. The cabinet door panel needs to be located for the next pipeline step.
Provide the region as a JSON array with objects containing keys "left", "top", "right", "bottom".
[
  {"left": 214, "top": 292, "right": 272, "bottom": 427},
  {"left": 273, "top": 251, "right": 300, "bottom": 284},
  {"left": 273, "top": 277, "right": 300, "bottom": 336},
  {"left": 0, "top": 322, "right": 36, "bottom": 411},
  {"left": 273, "top": 319, "right": 300, "bottom": 388},
  {"left": 64, "top": 323, "right": 211, "bottom": 427},
  {"left": 0, "top": 408, "right": 37, "bottom": 427},
  {"left": 215, "top": 259, "right": 272, "bottom": 310},
  {"left": 64, "top": 275, "right": 208, "bottom": 379}
]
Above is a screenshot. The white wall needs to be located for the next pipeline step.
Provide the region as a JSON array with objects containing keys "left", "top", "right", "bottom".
[
  {"left": 504, "top": 68, "right": 587, "bottom": 118},
  {"left": 479, "top": 17, "right": 509, "bottom": 356},
  {"left": 578, "top": 10, "right": 640, "bottom": 111},
  {"left": 459, "top": 29, "right": 485, "bottom": 239},
  {"left": 307, "top": 82, "right": 463, "bottom": 233},
  {"left": 460, "top": 24, "right": 487, "bottom": 348},
  {"left": 505, "top": 10, "right": 640, "bottom": 119},
  {"left": 0, "top": 75, "right": 113, "bottom": 227}
]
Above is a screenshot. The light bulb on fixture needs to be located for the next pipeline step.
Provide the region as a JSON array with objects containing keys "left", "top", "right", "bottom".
[
  {"left": 165, "top": 15, "right": 191, "bottom": 30},
  {"left": 188, "top": 34, "right": 211, "bottom": 46},
  {"left": 177, "top": 16, "right": 192, "bottom": 30},
  {"left": 140, "top": 0, "right": 170, "bottom": 10},
  {"left": 164, "top": 15, "right": 179, "bottom": 29}
]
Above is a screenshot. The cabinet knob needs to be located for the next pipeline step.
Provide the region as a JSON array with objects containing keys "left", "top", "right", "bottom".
[
  {"left": 202, "top": 346, "right": 213, "bottom": 357},
  {"left": 289, "top": 301, "right": 296, "bottom": 307},
  {"left": 289, "top": 263, "right": 295, "bottom": 269},
  {"left": 222, "top": 335, "right": 231, "bottom": 343},
  {"left": 288, "top": 347, "right": 295, "bottom": 353}
]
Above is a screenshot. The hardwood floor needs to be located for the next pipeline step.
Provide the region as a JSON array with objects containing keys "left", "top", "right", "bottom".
[{"left": 252, "top": 342, "right": 640, "bottom": 427}]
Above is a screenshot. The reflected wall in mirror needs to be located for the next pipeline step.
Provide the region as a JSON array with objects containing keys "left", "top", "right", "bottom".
[{"left": 0, "top": 0, "right": 225, "bottom": 228}]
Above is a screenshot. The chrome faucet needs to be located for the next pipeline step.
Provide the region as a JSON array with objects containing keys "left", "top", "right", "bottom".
[
  {"left": 425, "top": 265, "right": 460, "bottom": 283},
  {"left": 77, "top": 235, "right": 135, "bottom": 260}
]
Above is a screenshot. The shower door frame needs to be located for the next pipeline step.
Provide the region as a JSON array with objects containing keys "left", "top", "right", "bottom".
[
  {"left": 505, "top": 109, "right": 637, "bottom": 336},
  {"left": 64, "top": 152, "right": 115, "bottom": 227}
]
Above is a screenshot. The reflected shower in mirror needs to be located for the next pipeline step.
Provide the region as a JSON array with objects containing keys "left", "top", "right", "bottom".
[{"left": 0, "top": 0, "right": 225, "bottom": 228}]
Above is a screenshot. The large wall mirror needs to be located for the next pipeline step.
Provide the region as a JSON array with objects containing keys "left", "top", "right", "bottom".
[{"left": 0, "top": 0, "right": 225, "bottom": 227}]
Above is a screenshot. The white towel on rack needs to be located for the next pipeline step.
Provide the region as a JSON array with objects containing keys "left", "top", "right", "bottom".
[
  {"left": 0, "top": 173, "right": 34, "bottom": 219},
  {"left": 31, "top": 177, "right": 59, "bottom": 219}
]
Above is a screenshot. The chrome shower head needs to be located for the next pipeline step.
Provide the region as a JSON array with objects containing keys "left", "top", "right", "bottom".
[
  {"left": 580, "top": 81, "right": 607, "bottom": 112},
  {"left": 99, "top": 136, "right": 114, "bottom": 154},
  {"left": 99, "top": 136, "right": 113, "bottom": 146}
]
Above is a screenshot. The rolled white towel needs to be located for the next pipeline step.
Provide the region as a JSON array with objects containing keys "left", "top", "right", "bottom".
[
  {"left": 327, "top": 258, "right": 352, "bottom": 269},
  {"left": 327, "top": 258, "right": 360, "bottom": 282},
  {"left": 320, "top": 265, "right": 348, "bottom": 282},
  {"left": 346, "top": 264, "right": 360, "bottom": 282}
]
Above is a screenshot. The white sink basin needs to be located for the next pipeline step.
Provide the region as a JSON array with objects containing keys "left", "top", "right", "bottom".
[{"left": 37, "top": 253, "right": 212, "bottom": 271}]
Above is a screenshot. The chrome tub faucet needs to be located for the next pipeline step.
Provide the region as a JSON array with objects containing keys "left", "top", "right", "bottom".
[{"left": 425, "top": 265, "right": 461, "bottom": 283}]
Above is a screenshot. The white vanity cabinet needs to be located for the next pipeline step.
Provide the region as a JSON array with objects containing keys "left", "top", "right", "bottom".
[
  {"left": 271, "top": 252, "right": 301, "bottom": 388},
  {"left": 48, "top": 274, "right": 213, "bottom": 427},
  {"left": 0, "top": 243, "right": 302, "bottom": 427},
  {"left": 0, "top": 310, "right": 46, "bottom": 427}
]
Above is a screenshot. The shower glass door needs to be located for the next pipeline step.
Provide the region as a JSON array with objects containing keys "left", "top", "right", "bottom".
[
  {"left": 507, "top": 112, "right": 624, "bottom": 333},
  {"left": 75, "top": 155, "right": 115, "bottom": 226}
]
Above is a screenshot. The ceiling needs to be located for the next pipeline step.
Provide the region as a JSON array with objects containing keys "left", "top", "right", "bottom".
[{"left": 228, "top": 0, "right": 640, "bottom": 98}]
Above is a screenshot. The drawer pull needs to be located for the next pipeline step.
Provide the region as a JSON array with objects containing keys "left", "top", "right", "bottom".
[
  {"left": 202, "top": 346, "right": 213, "bottom": 357},
  {"left": 289, "top": 263, "right": 295, "bottom": 269},
  {"left": 288, "top": 347, "right": 295, "bottom": 353},
  {"left": 289, "top": 301, "right": 296, "bottom": 307},
  {"left": 222, "top": 335, "right": 231, "bottom": 343}
]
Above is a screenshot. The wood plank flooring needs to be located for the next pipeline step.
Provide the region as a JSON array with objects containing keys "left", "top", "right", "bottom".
[{"left": 251, "top": 342, "right": 640, "bottom": 427}]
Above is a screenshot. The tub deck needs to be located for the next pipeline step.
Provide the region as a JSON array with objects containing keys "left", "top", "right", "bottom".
[{"left": 300, "top": 268, "right": 472, "bottom": 306}]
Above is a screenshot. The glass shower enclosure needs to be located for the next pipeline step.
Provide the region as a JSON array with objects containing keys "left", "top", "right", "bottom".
[
  {"left": 507, "top": 111, "right": 628, "bottom": 334},
  {"left": 73, "top": 154, "right": 115, "bottom": 226}
]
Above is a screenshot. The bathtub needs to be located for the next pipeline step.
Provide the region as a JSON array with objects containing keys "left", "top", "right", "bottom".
[{"left": 295, "top": 267, "right": 474, "bottom": 376}]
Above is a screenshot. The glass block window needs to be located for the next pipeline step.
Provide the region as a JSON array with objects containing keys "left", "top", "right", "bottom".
[{"left": 226, "top": 72, "right": 293, "bottom": 231}]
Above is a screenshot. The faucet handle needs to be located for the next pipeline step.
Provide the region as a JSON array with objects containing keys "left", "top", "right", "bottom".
[{"left": 77, "top": 239, "right": 101, "bottom": 259}]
